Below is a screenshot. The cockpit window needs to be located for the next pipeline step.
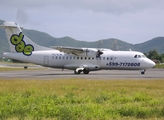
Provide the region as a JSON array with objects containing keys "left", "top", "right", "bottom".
[
  {"left": 142, "top": 55, "right": 146, "bottom": 58},
  {"left": 134, "top": 54, "right": 146, "bottom": 58}
]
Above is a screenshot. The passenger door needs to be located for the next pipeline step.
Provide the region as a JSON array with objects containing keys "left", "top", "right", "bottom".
[{"left": 44, "top": 56, "right": 49, "bottom": 66}]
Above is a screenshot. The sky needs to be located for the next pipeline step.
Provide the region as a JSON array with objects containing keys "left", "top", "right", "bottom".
[{"left": 0, "top": 0, "right": 164, "bottom": 44}]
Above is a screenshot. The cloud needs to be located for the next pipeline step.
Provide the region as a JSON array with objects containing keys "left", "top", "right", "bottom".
[
  {"left": 1, "top": 0, "right": 164, "bottom": 44},
  {"left": 16, "top": 8, "right": 29, "bottom": 23},
  {"left": 1, "top": 0, "right": 164, "bottom": 14}
]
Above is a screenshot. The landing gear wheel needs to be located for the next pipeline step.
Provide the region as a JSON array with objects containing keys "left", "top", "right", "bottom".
[
  {"left": 141, "top": 71, "right": 145, "bottom": 74},
  {"left": 141, "top": 69, "right": 146, "bottom": 75},
  {"left": 83, "top": 70, "right": 89, "bottom": 74},
  {"left": 74, "top": 70, "right": 81, "bottom": 74}
]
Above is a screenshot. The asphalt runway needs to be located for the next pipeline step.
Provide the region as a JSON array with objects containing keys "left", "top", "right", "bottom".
[{"left": 0, "top": 67, "right": 164, "bottom": 80}]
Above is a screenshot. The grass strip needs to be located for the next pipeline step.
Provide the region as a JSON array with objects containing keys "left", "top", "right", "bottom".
[{"left": 0, "top": 79, "right": 163, "bottom": 120}]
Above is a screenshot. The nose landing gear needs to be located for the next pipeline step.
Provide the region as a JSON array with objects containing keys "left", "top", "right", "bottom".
[{"left": 141, "top": 69, "right": 146, "bottom": 74}]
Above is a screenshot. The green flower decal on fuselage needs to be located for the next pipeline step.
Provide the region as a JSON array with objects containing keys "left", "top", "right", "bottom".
[{"left": 10, "top": 32, "right": 34, "bottom": 56}]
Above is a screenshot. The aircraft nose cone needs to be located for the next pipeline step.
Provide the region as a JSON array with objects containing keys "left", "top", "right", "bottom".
[
  {"left": 144, "top": 59, "right": 156, "bottom": 68},
  {"left": 149, "top": 60, "right": 156, "bottom": 68}
]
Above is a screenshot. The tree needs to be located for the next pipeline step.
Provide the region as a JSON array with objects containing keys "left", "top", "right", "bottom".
[
  {"left": 147, "top": 49, "right": 164, "bottom": 63},
  {"left": 147, "top": 49, "right": 159, "bottom": 60},
  {"left": 160, "top": 54, "right": 164, "bottom": 63}
]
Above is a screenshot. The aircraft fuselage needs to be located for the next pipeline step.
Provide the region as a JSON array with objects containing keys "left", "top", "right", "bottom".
[{"left": 3, "top": 49, "right": 155, "bottom": 71}]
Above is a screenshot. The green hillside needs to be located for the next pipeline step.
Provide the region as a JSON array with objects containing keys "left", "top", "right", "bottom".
[
  {"left": 0, "top": 20, "right": 10, "bottom": 53},
  {"left": 134, "top": 37, "right": 164, "bottom": 54},
  {"left": 23, "top": 29, "right": 133, "bottom": 50},
  {"left": 0, "top": 19, "right": 164, "bottom": 54}
]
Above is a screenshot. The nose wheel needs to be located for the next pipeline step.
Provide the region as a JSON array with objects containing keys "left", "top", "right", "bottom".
[{"left": 141, "top": 69, "right": 146, "bottom": 74}]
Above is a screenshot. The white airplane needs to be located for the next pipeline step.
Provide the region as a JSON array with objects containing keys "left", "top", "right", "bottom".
[{"left": 0, "top": 22, "right": 155, "bottom": 74}]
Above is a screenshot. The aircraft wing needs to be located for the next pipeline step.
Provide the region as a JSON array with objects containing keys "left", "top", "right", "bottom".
[
  {"left": 52, "top": 46, "right": 84, "bottom": 55},
  {"left": 52, "top": 46, "right": 106, "bottom": 57}
]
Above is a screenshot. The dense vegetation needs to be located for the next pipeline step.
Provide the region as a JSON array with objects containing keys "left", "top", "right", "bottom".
[
  {"left": 145, "top": 49, "right": 164, "bottom": 63},
  {"left": 0, "top": 79, "right": 163, "bottom": 120}
]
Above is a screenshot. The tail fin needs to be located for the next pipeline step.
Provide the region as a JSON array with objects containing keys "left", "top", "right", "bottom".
[{"left": 0, "top": 22, "right": 51, "bottom": 56}]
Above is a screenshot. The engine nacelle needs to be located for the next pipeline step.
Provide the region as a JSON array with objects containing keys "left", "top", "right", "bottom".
[{"left": 76, "top": 48, "right": 103, "bottom": 57}]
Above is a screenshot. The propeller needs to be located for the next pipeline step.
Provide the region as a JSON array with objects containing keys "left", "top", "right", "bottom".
[{"left": 96, "top": 50, "right": 103, "bottom": 58}]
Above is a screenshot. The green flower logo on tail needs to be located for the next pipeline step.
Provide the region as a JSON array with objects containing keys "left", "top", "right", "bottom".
[{"left": 10, "top": 32, "right": 34, "bottom": 56}]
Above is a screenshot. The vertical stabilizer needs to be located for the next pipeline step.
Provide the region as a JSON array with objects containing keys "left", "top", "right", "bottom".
[{"left": 0, "top": 22, "right": 51, "bottom": 56}]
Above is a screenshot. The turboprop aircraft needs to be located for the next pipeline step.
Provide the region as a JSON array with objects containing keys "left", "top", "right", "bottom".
[{"left": 0, "top": 22, "right": 155, "bottom": 74}]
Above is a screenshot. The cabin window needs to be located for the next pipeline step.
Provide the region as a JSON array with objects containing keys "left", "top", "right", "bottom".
[
  {"left": 134, "top": 55, "right": 137, "bottom": 58},
  {"left": 70, "top": 56, "right": 72, "bottom": 59},
  {"left": 107, "top": 57, "right": 109, "bottom": 60},
  {"left": 92, "top": 58, "right": 94, "bottom": 60},
  {"left": 56, "top": 56, "right": 58, "bottom": 59},
  {"left": 103, "top": 57, "right": 105, "bottom": 60},
  {"left": 88, "top": 57, "right": 90, "bottom": 60},
  {"left": 66, "top": 56, "right": 68, "bottom": 59},
  {"left": 63, "top": 56, "right": 65, "bottom": 59},
  {"left": 59, "top": 56, "right": 61, "bottom": 59},
  {"left": 52, "top": 54, "right": 55, "bottom": 59},
  {"left": 77, "top": 57, "right": 79, "bottom": 59},
  {"left": 74, "top": 56, "right": 76, "bottom": 59}
]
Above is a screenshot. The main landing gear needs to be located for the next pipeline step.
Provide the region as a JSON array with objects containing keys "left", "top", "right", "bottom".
[
  {"left": 74, "top": 68, "right": 90, "bottom": 74},
  {"left": 141, "top": 69, "right": 146, "bottom": 74}
]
